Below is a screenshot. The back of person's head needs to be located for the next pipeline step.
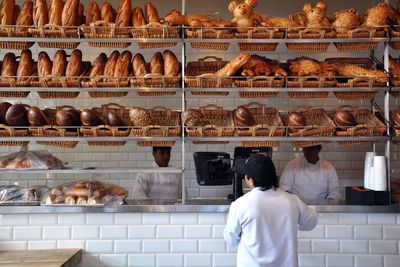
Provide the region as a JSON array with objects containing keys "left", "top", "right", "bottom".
[
  {"left": 237, "top": 155, "right": 278, "bottom": 191},
  {"left": 153, "top": 146, "right": 172, "bottom": 154}
]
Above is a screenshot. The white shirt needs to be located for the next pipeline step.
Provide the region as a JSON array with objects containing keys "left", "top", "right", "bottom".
[
  {"left": 280, "top": 157, "right": 340, "bottom": 202},
  {"left": 224, "top": 188, "right": 317, "bottom": 267},
  {"left": 132, "top": 162, "right": 182, "bottom": 200}
]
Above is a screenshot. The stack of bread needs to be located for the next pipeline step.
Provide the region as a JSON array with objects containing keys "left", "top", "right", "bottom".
[{"left": 0, "top": 51, "right": 33, "bottom": 87}]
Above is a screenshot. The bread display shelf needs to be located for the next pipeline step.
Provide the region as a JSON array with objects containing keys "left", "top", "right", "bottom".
[{"left": 0, "top": 167, "right": 183, "bottom": 174}]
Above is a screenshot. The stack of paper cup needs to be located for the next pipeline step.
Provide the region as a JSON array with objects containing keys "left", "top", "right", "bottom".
[
  {"left": 364, "top": 152, "right": 376, "bottom": 189},
  {"left": 372, "top": 156, "right": 387, "bottom": 191}
]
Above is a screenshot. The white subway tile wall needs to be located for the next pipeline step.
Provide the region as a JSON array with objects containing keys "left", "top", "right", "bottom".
[{"left": 0, "top": 212, "right": 399, "bottom": 267}]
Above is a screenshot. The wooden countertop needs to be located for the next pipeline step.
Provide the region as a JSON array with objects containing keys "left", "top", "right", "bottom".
[{"left": 0, "top": 249, "right": 81, "bottom": 267}]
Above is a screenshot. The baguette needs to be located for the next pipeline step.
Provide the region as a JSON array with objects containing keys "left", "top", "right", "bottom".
[
  {"left": 132, "top": 53, "right": 148, "bottom": 77},
  {"left": 144, "top": 2, "right": 160, "bottom": 23},
  {"left": 150, "top": 52, "right": 164, "bottom": 75},
  {"left": 163, "top": 50, "right": 179, "bottom": 76},
  {"left": 77, "top": 2, "right": 83, "bottom": 25},
  {"left": 0, "top": 0, "right": 15, "bottom": 25},
  {"left": 89, "top": 53, "right": 107, "bottom": 77},
  {"left": 61, "top": 0, "right": 79, "bottom": 26},
  {"left": 132, "top": 7, "right": 146, "bottom": 27},
  {"left": 115, "top": 0, "right": 131, "bottom": 27},
  {"left": 16, "top": 1, "right": 33, "bottom": 27},
  {"left": 66, "top": 49, "right": 82, "bottom": 80},
  {"left": 17, "top": 50, "right": 33, "bottom": 81},
  {"left": 1, "top": 53, "right": 17, "bottom": 81},
  {"left": 114, "top": 51, "right": 132, "bottom": 77},
  {"left": 33, "top": 0, "right": 48, "bottom": 26},
  {"left": 51, "top": 50, "right": 67, "bottom": 77},
  {"left": 38, "top": 51, "right": 52, "bottom": 83},
  {"left": 101, "top": 2, "right": 116, "bottom": 23},
  {"left": 85, "top": 0, "right": 100, "bottom": 25},
  {"left": 48, "top": 0, "right": 62, "bottom": 26},
  {"left": 104, "top": 51, "right": 120, "bottom": 78},
  {"left": 12, "top": 4, "right": 19, "bottom": 25}
]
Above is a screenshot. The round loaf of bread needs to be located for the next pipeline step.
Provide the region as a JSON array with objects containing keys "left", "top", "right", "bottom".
[
  {"left": 182, "top": 109, "right": 203, "bottom": 126},
  {"left": 234, "top": 106, "right": 256, "bottom": 127},
  {"left": 106, "top": 110, "right": 125, "bottom": 127},
  {"left": 287, "top": 112, "right": 306, "bottom": 133},
  {"left": 54, "top": 110, "right": 73, "bottom": 126},
  {"left": 28, "top": 106, "right": 50, "bottom": 126},
  {"left": 65, "top": 109, "right": 81, "bottom": 126},
  {"left": 0, "top": 102, "right": 12, "bottom": 124},
  {"left": 129, "top": 108, "right": 154, "bottom": 126},
  {"left": 5, "top": 104, "right": 28, "bottom": 126},
  {"left": 333, "top": 110, "right": 356, "bottom": 129},
  {"left": 80, "top": 109, "right": 103, "bottom": 126}
]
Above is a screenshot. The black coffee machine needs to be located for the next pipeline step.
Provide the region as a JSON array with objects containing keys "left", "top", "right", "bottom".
[{"left": 193, "top": 147, "right": 272, "bottom": 200}]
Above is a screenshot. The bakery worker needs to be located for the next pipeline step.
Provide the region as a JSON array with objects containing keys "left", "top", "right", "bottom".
[
  {"left": 224, "top": 155, "right": 318, "bottom": 267},
  {"left": 132, "top": 146, "right": 182, "bottom": 200},
  {"left": 280, "top": 144, "right": 340, "bottom": 202}
]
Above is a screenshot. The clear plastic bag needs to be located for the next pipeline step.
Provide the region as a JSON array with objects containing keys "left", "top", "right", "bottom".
[
  {"left": 0, "top": 146, "right": 64, "bottom": 170},
  {"left": 0, "top": 185, "right": 49, "bottom": 204},
  {"left": 42, "top": 180, "right": 127, "bottom": 206}
]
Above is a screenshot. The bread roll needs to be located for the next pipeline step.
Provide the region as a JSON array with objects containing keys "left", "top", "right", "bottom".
[
  {"left": 287, "top": 112, "right": 306, "bottom": 133},
  {"left": 16, "top": 0, "right": 33, "bottom": 27},
  {"left": 234, "top": 106, "right": 256, "bottom": 127},
  {"left": 48, "top": 0, "right": 62, "bottom": 25},
  {"left": 80, "top": 109, "right": 103, "bottom": 126},
  {"left": 114, "top": 51, "right": 132, "bottom": 78},
  {"left": 0, "top": 0, "right": 15, "bottom": 25},
  {"left": 1, "top": 53, "right": 18, "bottom": 80},
  {"left": 85, "top": 0, "right": 100, "bottom": 25},
  {"left": 89, "top": 53, "right": 107, "bottom": 77},
  {"left": 132, "top": 7, "right": 146, "bottom": 27},
  {"left": 150, "top": 52, "right": 164, "bottom": 75},
  {"left": 0, "top": 102, "right": 12, "bottom": 124},
  {"left": 115, "top": 0, "right": 131, "bottom": 27},
  {"left": 104, "top": 51, "right": 120, "bottom": 77},
  {"left": 17, "top": 50, "right": 33, "bottom": 81},
  {"left": 101, "top": 2, "right": 116, "bottom": 23},
  {"left": 66, "top": 49, "right": 82, "bottom": 77},
  {"left": 182, "top": 109, "right": 203, "bottom": 126},
  {"left": 163, "top": 50, "right": 179, "bottom": 76},
  {"left": 144, "top": 2, "right": 160, "bottom": 23},
  {"left": 132, "top": 53, "right": 148, "bottom": 77},
  {"left": 38, "top": 51, "right": 52, "bottom": 82},
  {"left": 12, "top": 4, "right": 20, "bottom": 25},
  {"left": 61, "top": 0, "right": 79, "bottom": 26},
  {"left": 333, "top": 110, "right": 356, "bottom": 129},
  {"left": 28, "top": 106, "right": 50, "bottom": 126},
  {"left": 51, "top": 50, "right": 67, "bottom": 77},
  {"left": 5, "top": 104, "right": 28, "bottom": 126},
  {"left": 33, "top": 0, "right": 48, "bottom": 26}
]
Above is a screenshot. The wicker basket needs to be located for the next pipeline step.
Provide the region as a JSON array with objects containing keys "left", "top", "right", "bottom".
[
  {"left": 236, "top": 28, "right": 284, "bottom": 51},
  {"left": 236, "top": 102, "right": 285, "bottom": 147},
  {"left": 334, "top": 77, "right": 381, "bottom": 100},
  {"left": 81, "top": 76, "right": 130, "bottom": 98},
  {"left": 285, "top": 106, "right": 336, "bottom": 148},
  {"left": 132, "top": 23, "right": 179, "bottom": 49},
  {"left": 185, "top": 56, "right": 232, "bottom": 96},
  {"left": 0, "top": 25, "right": 34, "bottom": 50},
  {"left": 186, "top": 105, "right": 235, "bottom": 144},
  {"left": 81, "top": 21, "right": 130, "bottom": 48},
  {"left": 287, "top": 28, "right": 334, "bottom": 52},
  {"left": 80, "top": 103, "right": 131, "bottom": 146},
  {"left": 334, "top": 28, "right": 385, "bottom": 51},
  {"left": 333, "top": 106, "right": 386, "bottom": 146},
  {"left": 0, "top": 124, "right": 29, "bottom": 146},
  {"left": 185, "top": 27, "right": 234, "bottom": 50},
  {"left": 137, "top": 140, "right": 176, "bottom": 147},
  {"left": 287, "top": 76, "right": 335, "bottom": 98},
  {"left": 32, "top": 126, "right": 78, "bottom": 148},
  {"left": 28, "top": 25, "right": 79, "bottom": 49},
  {"left": 390, "top": 28, "right": 400, "bottom": 50},
  {"left": 0, "top": 76, "right": 30, "bottom": 98},
  {"left": 131, "top": 73, "right": 180, "bottom": 96},
  {"left": 235, "top": 76, "right": 284, "bottom": 98}
]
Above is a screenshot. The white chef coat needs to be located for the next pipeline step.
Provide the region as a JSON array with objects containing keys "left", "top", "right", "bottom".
[
  {"left": 132, "top": 162, "right": 182, "bottom": 200},
  {"left": 224, "top": 188, "right": 317, "bottom": 267},
  {"left": 280, "top": 156, "right": 340, "bottom": 202}
]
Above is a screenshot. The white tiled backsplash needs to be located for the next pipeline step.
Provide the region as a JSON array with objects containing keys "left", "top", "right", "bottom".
[{"left": 0, "top": 212, "right": 399, "bottom": 267}]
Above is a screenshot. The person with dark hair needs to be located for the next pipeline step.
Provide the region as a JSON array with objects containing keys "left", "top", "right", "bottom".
[
  {"left": 224, "top": 155, "right": 317, "bottom": 267},
  {"left": 280, "top": 145, "right": 340, "bottom": 202},
  {"left": 132, "top": 147, "right": 182, "bottom": 200}
]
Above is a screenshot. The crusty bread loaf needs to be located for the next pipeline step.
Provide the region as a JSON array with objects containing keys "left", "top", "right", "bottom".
[
  {"left": 80, "top": 108, "right": 103, "bottom": 126},
  {"left": 114, "top": 51, "right": 132, "bottom": 78},
  {"left": 0, "top": 0, "right": 15, "bottom": 25},
  {"left": 17, "top": 50, "right": 33, "bottom": 81},
  {"left": 66, "top": 49, "right": 82, "bottom": 77},
  {"left": 115, "top": 0, "right": 131, "bottom": 27},
  {"left": 85, "top": 0, "right": 100, "bottom": 25},
  {"left": 129, "top": 107, "right": 154, "bottom": 126},
  {"left": 77, "top": 2, "right": 84, "bottom": 25},
  {"left": 287, "top": 112, "right": 306, "bottom": 133},
  {"left": 49, "top": 0, "right": 62, "bottom": 25},
  {"left": 1, "top": 53, "right": 18, "bottom": 79},
  {"left": 163, "top": 50, "right": 179, "bottom": 76},
  {"left": 12, "top": 4, "right": 20, "bottom": 25},
  {"left": 182, "top": 109, "right": 204, "bottom": 126},
  {"left": 150, "top": 52, "right": 164, "bottom": 75},
  {"left": 101, "top": 2, "right": 116, "bottom": 23},
  {"left": 28, "top": 106, "right": 50, "bottom": 126},
  {"left": 333, "top": 110, "right": 356, "bottom": 129},
  {"left": 144, "top": 2, "right": 160, "bottom": 23},
  {"left": 0, "top": 102, "right": 11, "bottom": 125},
  {"left": 16, "top": 0, "right": 33, "bottom": 27},
  {"left": 104, "top": 51, "right": 120, "bottom": 77},
  {"left": 51, "top": 50, "right": 67, "bottom": 77},
  {"left": 132, "top": 7, "right": 146, "bottom": 27},
  {"left": 62, "top": 0, "right": 79, "bottom": 26},
  {"left": 38, "top": 51, "right": 52, "bottom": 81},
  {"left": 393, "top": 110, "right": 400, "bottom": 127},
  {"left": 132, "top": 53, "right": 148, "bottom": 77},
  {"left": 234, "top": 106, "right": 256, "bottom": 127},
  {"left": 89, "top": 53, "right": 107, "bottom": 77},
  {"left": 33, "top": 0, "right": 48, "bottom": 26},
  {"left": 5, "top": 104, "right": 28, "bottom": 126},
  {"left": 106, "top": 109, "right": 125, "bottom": 126}
]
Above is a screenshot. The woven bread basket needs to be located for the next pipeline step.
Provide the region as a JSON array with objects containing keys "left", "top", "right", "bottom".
[
  {"left": 81, "top": 21, "right": 130, "bottom": 48},
  {"left": 28, "top": 25, "right": 79, "bottom": 49},
  {"left": 0, "top": 124, "right": 29, "bottom": 146},
  {"left": 235, "top": 76, "right": 284, "bottom": 98},
  {"left": 236, "top": 28, "right": 284, "bottom": 51},
  {"left": 334, "top": 28, "right": 385, "bottom": 51},
  {"left": 132, "top": 23, "right": 179, "bottom": 49},
  {"left": 185, "top": 27, "right": 234, "bottom": 50},
  {"left": 287, "top": 28, "right": 334, "bottom": 52},
  {"left": 0, "top": 25, "right": 34, "bottom": 50}
]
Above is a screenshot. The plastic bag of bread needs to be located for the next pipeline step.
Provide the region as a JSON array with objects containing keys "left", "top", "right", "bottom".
[
  {"left": 0, "top": 185, "right": 49, "bottom": 204},
  {"left": 0, "top": 146, "right": 64, "bottom": 170},
  {"left": 43, "top": 180, "right": 127, "bottom": 206}
]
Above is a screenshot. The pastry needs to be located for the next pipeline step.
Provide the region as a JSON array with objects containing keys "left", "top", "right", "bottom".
[
  {"left": 163, "top": 50, "right": 180, "bottom": 76},
  {"left": 132, "top": 53, "right": 148, "bottom": 77},
  {"left": 129, "top": 107, "right": 154, "bottom": 126},
  {"left": 144, "top": 2, "right": 160, "bottom": 23},
  {"left": 150, "top": 52, "right": 164, "bottom": 75},
  {"left": 62, "top": 0, "right": 79, "bottom": 26},
  {"left": 33, "top": 0, "right": 48, "bottom": 26},
  {"left": 362, "top": 2, "right": 389, "bottom": 28},
  {"left": 332, "top": 63, "right": 388, "bottom": 83},
  {"left": 85, "top": 0, "right": 100, "bottom": 25},
  {"left": 49, "top": 0, "right": 62, "bottom": 25},
  {"left": 332, "top": 8, "right": 359, "bottom": 34},
  {"left": 234, "top": 106, "right": 256, "bottom": 127},
  {"left": 115, "top": 0, "right": 131, "bottom": 27}
]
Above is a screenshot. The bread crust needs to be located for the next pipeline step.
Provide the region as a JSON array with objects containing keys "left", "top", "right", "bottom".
[
  {"left": 132, "top": 7, "right": 146, "bottom": 27},
  {"left": 49, "top": 0, "right": 62, "bottom": 25},
  {"left": 61, "top": 0, "right": 79, "bottom": 26},
  {"left": 150, "top": 52, "right": 164, "bottom": 75},
  {"left": 0, "top": 0, "right": 15, "bottom": 25},
  {"left": 104, "top": 51, "right": 120, "bottom": 77},
  {"left": 163, "top": 50, "right": 179, "bottom": 76},
  {"left": 144, "top": 2, "right": 160, "bottom": 23},
  {"left": 101, "top": 2, "right": 116, "bottom": 23},
  {"left": 66, "top": 49, "right": 82, "bottom": 77},
  {"left": 115, "top": 0, "right": 131, "bottom": 27},
  {"left": 16, "top": 0, "right": 33, "bottom": 27},
  {"left": 89, "top": 53, "right": 107, "bottom": 77},
  {"left": 114, "top": 51, "right": 132, "bottom": 77},
  {"left": 85, "top": 0, "right": 100, "bottom": 25},
  {"left": 33, "top": 0, "right": 48, "bottom": 26},
  {"left": 132, "top": 53, "right": 148, "bottom": 77},
  {"left": 17, "top": 49, "right": 33, "bottom": 81},
  {"left": 38, "top": 51, "right": 52, "bottom": 81},
  {"left": 51, "top": 50, "right": 67, "bottom": 77}
]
